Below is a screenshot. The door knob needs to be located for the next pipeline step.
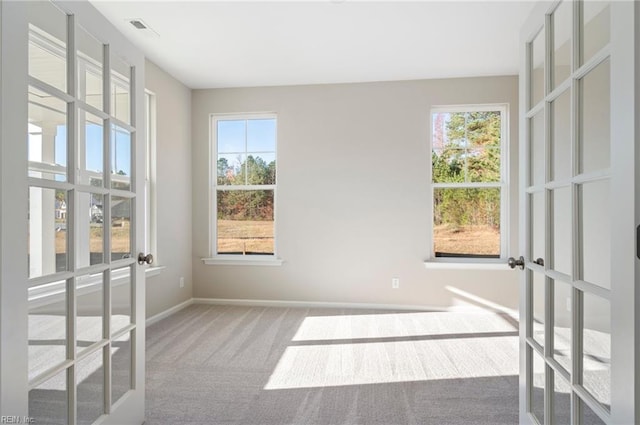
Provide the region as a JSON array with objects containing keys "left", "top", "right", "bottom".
[
  {"left": 534, "top": 258, "right": 544, "bottom": 267},
  {"left": 138, "top": 253, "right": 154, "bottom": 265},
  {"left": 508, "top": 256, "right": 525, "bottom": 270}
]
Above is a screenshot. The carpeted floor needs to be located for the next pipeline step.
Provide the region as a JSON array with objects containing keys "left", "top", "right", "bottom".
[{"left": 145, "top": 304, "right": 520, "bottom": 425}]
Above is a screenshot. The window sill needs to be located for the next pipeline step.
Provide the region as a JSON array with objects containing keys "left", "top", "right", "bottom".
[
  {"left": 146, "top": 266, "right": 166, "bottom": 278},
  {"left": 202, "top": 256, "right": 284, "bottom": 266},
  {"left": 423, "top": 260, "right": 509, "bottom": 270}
]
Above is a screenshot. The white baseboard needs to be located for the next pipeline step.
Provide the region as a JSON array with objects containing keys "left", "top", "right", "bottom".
[
  {"left": 145, "top": 298, "right": 516, "bottom": 325},
  {"left": 146, "top": 298, "right": 194, "bottom": 327},
  {"left": 192, "top": 297, "right": 461, "bottom": 312}
]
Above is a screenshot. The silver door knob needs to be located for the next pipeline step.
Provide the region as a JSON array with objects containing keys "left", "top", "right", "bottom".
[
  {"left": 138, "top": 253, "right": 154, "bottom": 265},
  {"left": 508, "top": 256, "right": 525, "bottom": 270}
]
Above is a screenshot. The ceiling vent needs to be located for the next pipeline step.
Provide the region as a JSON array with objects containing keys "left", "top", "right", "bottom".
[
  {"left": 130, "top": 19, "right": 147, "bottom": 30},
  {"left": 126, "top": 18, "right": 159, "bottom": 38}
]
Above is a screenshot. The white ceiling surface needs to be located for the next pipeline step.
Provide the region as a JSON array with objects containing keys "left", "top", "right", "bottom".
[{"left": 91, "top": 1, "right": 537, "bottom": 89}]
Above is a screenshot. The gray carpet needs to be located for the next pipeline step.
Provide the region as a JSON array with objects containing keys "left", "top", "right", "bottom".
[{"left": 145, "top": 304, "right": 520, "bottom": 425}]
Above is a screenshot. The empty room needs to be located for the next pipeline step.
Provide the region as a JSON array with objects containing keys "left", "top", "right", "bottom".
[{"left": 0, "top": 0, "right": 637, "bottom": 424}]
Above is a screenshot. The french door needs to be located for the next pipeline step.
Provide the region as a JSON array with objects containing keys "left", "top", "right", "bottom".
[
  {"left": 0, "top": 1, "right": 146, "bottom": 424},
  {"left": 518, "top": 1, "right": 638, "bottom": 424}
]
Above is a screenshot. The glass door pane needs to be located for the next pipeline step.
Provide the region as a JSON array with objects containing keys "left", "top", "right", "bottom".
[
  {"left": 110, "top": 56, "right": 131, "bottom": 125},
  {"left": 530, "top": 29, "right": 545, "bottom": 107},
  {"left": 27, "top": 1, "right": 68, "bottom": 92},
  {"left": 28, "top": 87, "right": 68, "bottom": 182},
  {"left": 29, "top": 369, "right": 68, "bottom": 425},
  {"left": 579, "top": 60, "right": 610, "bottom": 175},
  {"left": 77, "top": 25, "right": 104, "bottom": 111},
  {"left": 582, "top": 292, "right": 611, "bottom": 411},
  {"left": 552, "top": 1, "right": 572, "bottom": 89},
  {"left": 77, "top": 349, "right": 105, "bottom": 424},
  {"left": 112, "top": 332, "right": 133, "bottom": 404},
  {"left": 581, "top": 1, "right": 610, "bottom": 65},
  {"left": 553, "top": 280, "right": 572, "bottom": 372},
  {"left": 28, "top": 281, "right": 67, "bottom": 381},
  {"left": 550, "top": 89, "right": 571, "bottom": 182},
  {"left": 530, "top": 348, "right": 545, "bottom": 423}
]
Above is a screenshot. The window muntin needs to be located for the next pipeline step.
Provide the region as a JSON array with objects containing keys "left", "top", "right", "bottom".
[
  {"left": 431, "top": 106, "right": 507, "bottom": 259},
  {"left": 212, "top": 115, "right": 277, "bottom": 257}
]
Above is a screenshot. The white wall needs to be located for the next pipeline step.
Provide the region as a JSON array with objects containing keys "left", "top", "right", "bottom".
[
  {"left": 191, "top": 76, "right": 520, "bottom": 311},
  {"left": 144, "top": 60, "right": 193, "bottom": 318}
]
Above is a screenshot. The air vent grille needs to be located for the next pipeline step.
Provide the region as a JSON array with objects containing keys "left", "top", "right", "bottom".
[{"left": 130, "top": 20, "right": 147, "bottom": 30}]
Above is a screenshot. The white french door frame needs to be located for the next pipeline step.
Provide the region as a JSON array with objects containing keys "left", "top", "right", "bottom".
[
  {"left": 518, "top": 1, "right": 639, "bottom": 424},
  {"left": 0, "top": 1, "right": 146, "bottom": 423}
]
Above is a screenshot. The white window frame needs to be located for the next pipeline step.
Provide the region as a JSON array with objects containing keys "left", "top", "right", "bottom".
[
  {"left": 204, "top": 113, "right": 282, "bottom": 266},
  {"left": 427, "top": 103, "right": 509, "bottom": 265}
]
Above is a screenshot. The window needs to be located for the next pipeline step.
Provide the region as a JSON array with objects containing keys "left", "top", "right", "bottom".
[
  {"left": 211, "top": 114, "right": 277, "bottom": 260},
  {"left": 430, "top": 105, "right": 507, "bottom": 260}
]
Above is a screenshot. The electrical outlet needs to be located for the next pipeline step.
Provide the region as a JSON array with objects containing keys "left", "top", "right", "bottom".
[
  {"left": 392, "top": 278, "right": 400, "bottom": 289},
  {"left": 566, "top": 297, "right": 571, "bottom": 312},
  {"left": 179, "top": 277, "right": 184, "bottom": 288}
]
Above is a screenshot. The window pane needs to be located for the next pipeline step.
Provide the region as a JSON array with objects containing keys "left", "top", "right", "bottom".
[
  {"left": 582, "top": 292, "right": 610, "bottom": 411},
  {"left": 77, "top": 273, "right": 104, "bottom": 353},
  {"left": 111, "top": 197, "right": 131, "bottom": 261},
  {"left": 553, "top": 371, "right": 572, "bottom": 425},
  {"left": 112, "top": 332, "right": 132, "bottom": 405},
  {"left": 111, "top": 125, "right": 131, "bottom": 191},
  {"left": 530, "top": 111, "right": 545, "bottom": 186},
  {"left": 217, "top": 190, "right": 274, "bottom": 255},
  {"left": 551, "top": 186, "right": 571, "bottom": 276},
  {"left": 111, "top": 267, "right": 132, "bottom": 335},
  {"left": 531, "top": 29, "right": 545, "bottom": 108},
  {"left": 29, "top": 187, "right": 67, "bottom": 278},
  {"left": 218, "top": 120, "right": 246, "bottom": 153},
  {"left": 580, "top": 179, "right": 610, "bottom": 289},
  {"left": 217, "top": 153, "right": 246, "bottom": 186},
  {"left": 77, "top": 348, "right": 105, "bottom": 425},
  {"left": 77, "top": 193, "right": 103, "bottom": 268},
  {"left": 433, "top": 112, "right": 466, "bottom": 150},
  {"left": 579, "top": 59, "right": 610, "bottom": 174},
  {"left": 582, "top": 1, "right": 609, "bottom": 65},
  {"left": 77, "top": 25, "right": 103, "bottom": 111},
  {"left": 466, "top": 111, "right": 501, "bottom": 148},
  {"left": 111, "top": 55, "right": 131, "bottom": 124},
  {"left": 532, "top": 271, "right": 545, "bottom": 347},
  {"left": 551, "top": 89, "right": 571, "bottom": 182},
  {"left": 29, "top": 87, "right": 67, "bottom": 182},
  {"left": 581, "top": 398, "right": 606, "bottom": 424},
  {"left": 28, "top": 2, "right": 67, "bottom": 92},
  {"left": 247, "top": 118, "right": 276, "bottom": 152},
  {"left": 79, "top": 111, "right": 104, "bottom": 186},
  {"left": 467, "top": 148, "right": 500, "bottom": 183},
  {"left": 552, "top": 0, "right": 572, "bottom": 89},
  {"left": 29, "top": 368, "right": 68, "bottom": 425},
  {"left": 433, "top": 188, "right": 500, "bottom": 258},
  {"left": 28, "top": 281, "right": 67, "bottom": 381},
  {"left": 432, "top": 148, "right": 464, "bottom": 183},
  {"left": 530, "top": 348, "right": 545, "bottom": 424},
  {"left": 247, "top": 153, "right": 276, "bottom": 185},
  {"left": 531, "top": 191, "right": 545, "bottom": 264},
  {"left": 553, "top": 280, "right": 572, "bottom": 373}
]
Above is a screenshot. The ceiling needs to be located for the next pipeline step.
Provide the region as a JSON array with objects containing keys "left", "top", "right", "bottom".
[{"left": 90, "top": 1, "right": 538, "bottom": 90}]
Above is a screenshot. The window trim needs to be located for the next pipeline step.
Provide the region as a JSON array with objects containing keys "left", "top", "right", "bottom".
[
  {"left": 208, "top": 112, "right": 280, "bottom": 265},
  {"left": 427, "top": 103, "right": 509, "bottom": 264}
]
